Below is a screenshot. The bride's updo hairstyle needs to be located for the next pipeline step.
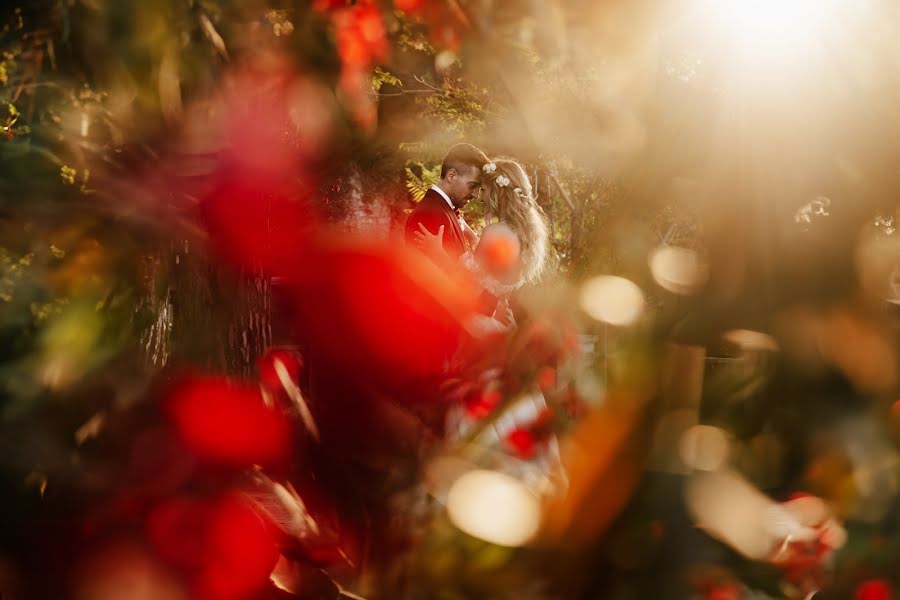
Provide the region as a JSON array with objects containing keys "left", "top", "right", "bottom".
[{"left": 480, "top": 158, "right": 548, "bottom": 283}]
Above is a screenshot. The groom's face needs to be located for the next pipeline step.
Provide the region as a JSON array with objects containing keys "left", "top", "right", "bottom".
[{"left": 447, "top": 165, "right": 483, "bottom": 209}]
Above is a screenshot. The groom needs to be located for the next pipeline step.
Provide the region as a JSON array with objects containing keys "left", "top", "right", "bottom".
[{"left": 405, "top": 142, "right": 487, "bottom": 260}]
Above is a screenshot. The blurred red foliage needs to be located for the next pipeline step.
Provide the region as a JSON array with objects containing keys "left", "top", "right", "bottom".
[
  {"left": 286, "top": 241, "right": 478, "bottom": 387},
  {"left": 147, "top": 496, "right": 209, "bottom": 570},
  {"left": 856, "top": 579, "right": 892, "bottom": 600},
  {"left": 147, "top": 493, "right": 281, "bottom": 599},
  {"left": 166, "top": 376, "right": 292, "bottom": 468},
  {"left": 196, "top": 494, "right": 281, "bottom": 600},
  {"left": 258, "top": 348, "right": 304, "bottom": 392}
]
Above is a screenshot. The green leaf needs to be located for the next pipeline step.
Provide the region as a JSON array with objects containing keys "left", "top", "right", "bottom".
[
  {"left": 405, "top": 161, "right": 440, "bottom": 201},
  {"left": 372, "top": 66, "right": 402, "bottom": 93}
]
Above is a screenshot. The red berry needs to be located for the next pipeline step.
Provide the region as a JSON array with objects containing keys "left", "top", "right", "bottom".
[
  {"left": 506, "top": 428, "right": 536, "bottom": 459},
  {"left": 465, "top": 389, "right": 501, "bottom": 419}
]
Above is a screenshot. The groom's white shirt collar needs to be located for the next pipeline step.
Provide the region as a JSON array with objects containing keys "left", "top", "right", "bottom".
[{"left": 430, "top": 184, "right": 456, "bottom": 211}]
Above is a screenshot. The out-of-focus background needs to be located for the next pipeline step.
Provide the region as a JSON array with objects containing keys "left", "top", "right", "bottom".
[{"left": 0, "top": 1, "right": 899, "bottom": 598}]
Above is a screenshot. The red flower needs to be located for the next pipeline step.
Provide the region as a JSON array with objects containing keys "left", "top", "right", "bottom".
[
  {"left": 506, "top": 428, "right": 536, "bottom": 459},
  {"left": 466, "top": 389, "right": 501, "bottom": 419}
]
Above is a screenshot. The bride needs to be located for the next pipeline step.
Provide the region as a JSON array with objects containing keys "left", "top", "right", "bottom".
[{"left": 415, "top": 156, "right": 549, "bottom": 331}]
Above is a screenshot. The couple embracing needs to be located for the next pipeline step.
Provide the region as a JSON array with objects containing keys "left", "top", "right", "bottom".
[
  {"left": 403, "top": 144, "right": 564, "bottom": 491},
  {"left": 404, "top": 143, "right": 548, "bottom": 333}
]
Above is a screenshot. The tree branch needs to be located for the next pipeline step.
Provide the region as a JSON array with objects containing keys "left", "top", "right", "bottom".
[
  {"left": 375, "top": 89, "right": 440, "bottom": 98},
  {"left": 548, "top": 171, "right": 575, "bottom": 211},
  {"left": 412, "top": 74, "right": 443, "bottom": 92}
]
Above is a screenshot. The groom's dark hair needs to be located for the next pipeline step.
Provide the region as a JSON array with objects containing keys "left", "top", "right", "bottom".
[{"left": 440, "top": 143, "right": 489, "bottom": 179}]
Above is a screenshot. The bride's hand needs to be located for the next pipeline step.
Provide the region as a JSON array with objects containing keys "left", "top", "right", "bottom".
[
  {"left": 493, "top": 297, "right": 516, "bottom": 327},
  {"left": 414, "top": 223, "right": 445, "bottom": 256}
]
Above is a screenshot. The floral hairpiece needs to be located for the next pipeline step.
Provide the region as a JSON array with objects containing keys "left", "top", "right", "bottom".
[
  {"left": 513, "top": 187, "right": 523, "bottom": 196},
  {"left": 496, "top": 174, "right": 510, "bottom": 187},
  {"left": 483, "top": 162, "right": 496, "bottom": 174}
]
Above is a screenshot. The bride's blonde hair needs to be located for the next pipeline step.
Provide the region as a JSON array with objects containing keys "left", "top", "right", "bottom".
[{"left": 482, "top": 158, "right": 548, "bottom": 283}]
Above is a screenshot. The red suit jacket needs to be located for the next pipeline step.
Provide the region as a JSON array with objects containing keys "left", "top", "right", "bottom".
[{"left": 405, "top": 188, "right": 467, "bottom": 259}]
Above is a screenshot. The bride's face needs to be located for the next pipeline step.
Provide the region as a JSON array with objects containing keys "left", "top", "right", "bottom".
[{"left": 447, "top": 165, "right": 483, "bottom": 208}]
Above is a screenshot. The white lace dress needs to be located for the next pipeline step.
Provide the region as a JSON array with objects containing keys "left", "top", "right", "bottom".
[{"left": 459, "top": 251, "right": 521, "bottom": 336}]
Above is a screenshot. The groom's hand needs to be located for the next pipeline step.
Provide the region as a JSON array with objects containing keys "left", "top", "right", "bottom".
[{"left": 414, "top": 223, "right": 445, "bottom": 256}]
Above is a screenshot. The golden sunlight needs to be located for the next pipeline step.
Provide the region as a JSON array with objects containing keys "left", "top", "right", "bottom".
[
  {"left": 447, "top": 470, "right": 541, "bottom": 547},
  {"left": 703, "top": 0, "right": 842, "bottom": 53}
]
